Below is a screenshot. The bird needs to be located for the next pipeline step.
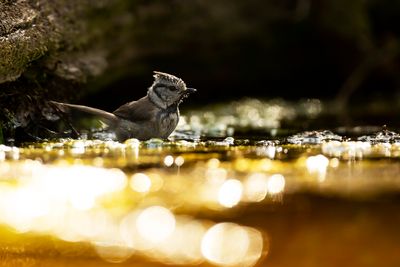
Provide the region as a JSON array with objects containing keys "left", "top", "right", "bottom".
[{"left": 50, "top": 71, "right": 196, "bottom": 141}]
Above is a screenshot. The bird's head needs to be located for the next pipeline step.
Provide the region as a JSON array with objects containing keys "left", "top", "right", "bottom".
[{"left": 148, "top": 71, "right": 196, "bottom": 109}]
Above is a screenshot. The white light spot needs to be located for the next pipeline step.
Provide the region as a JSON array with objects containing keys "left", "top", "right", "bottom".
[
  {"left": 130, "top": 173, "right": 151, "bottom": 193},
  {"left": 164, "top": 155, "right": 174, "bottom": 167},
  {"left": 155, "top": 217, "right": 207, "bottom": 265},
  {"left": 174, "top": 156, "right": 185, "bottom": 167},
  {"left": 306, "top": 154, "right": 329, "bottom": 181},
  {"left": 207, "top": 158, "right": 220, "bottom": 168},
  {"left": 244, "top": 173, "right": 268, "bottom": 202},
  {"left": 267, "top": 174, "right": 285, "bottom": 194},
  {"left": 124, "top": 138, "right": 140, "bottom": 148},
  {"left": 218, "top": 179, "right": 243, "bottom": 208},
  {"left": 322, "top": 141, "right": 371, "bottom": 159},
  {"left": 136, "top": 206, "right": 176, "bottom": 243},
  {"left": 70, "top": 140, "right": 85, "bottom": 155},
  {"left": 201, "top": 223, "right": 264, "bottom": 267},
  {"left": 329, "top": 158, "right": 340, "bottom": 168}
]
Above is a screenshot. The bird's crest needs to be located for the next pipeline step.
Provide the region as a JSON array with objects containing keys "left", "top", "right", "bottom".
[{"left": 153, "top": 71, "right": 187, "bottom": 90}]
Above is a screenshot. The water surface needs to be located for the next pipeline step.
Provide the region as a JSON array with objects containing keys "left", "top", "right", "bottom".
[{"left": 0, "top": 98, "right": 399, "bottom": 267}]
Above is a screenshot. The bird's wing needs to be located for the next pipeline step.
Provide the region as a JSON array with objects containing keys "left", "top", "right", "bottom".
[
  {"left": 50, "top": 101, "right": 119, "bottom": 125},
  {"left": 113, "top": 97, "right": 157, "bottom": 122}
]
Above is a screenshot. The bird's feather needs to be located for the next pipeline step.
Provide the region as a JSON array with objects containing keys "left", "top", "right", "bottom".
[
  {"left": 50, "top": 101, "right": 119, "bottom": 125},
  {"left": 113, "top": 96, "right": 157, "bottom": 122}
]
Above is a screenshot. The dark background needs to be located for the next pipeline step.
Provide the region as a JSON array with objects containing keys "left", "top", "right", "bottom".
[
  {"left": 81, "top": 0, "right": 400, "bottom": 110},
  {"left": 2, "top": 0, "right": 400, "bottom": 143}
]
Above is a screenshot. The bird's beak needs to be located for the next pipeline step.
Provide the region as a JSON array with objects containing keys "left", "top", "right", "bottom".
[
  {"left": 186, "top": 88, "right": 197, "bottom": 94},
  {"left": 180, "top": 88, "right": 197, "bottom": 101}
]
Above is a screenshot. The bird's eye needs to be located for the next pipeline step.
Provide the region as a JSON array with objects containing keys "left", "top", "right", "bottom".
[{"left": 168, "top": 86, "right": 178, "bottom": 91}]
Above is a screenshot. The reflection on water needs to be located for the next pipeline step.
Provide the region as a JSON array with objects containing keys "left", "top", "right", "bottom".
[
  {"left": 0, "top": 157, "right": 266, "bottom": 266},
  {"left": 201, "top": 223, "right": 264, "bottom": 267},
  {"left": 218, "top": 179, "right": 243, "bottom": 208},
  {"left": 1, "top": 98, "right": 400, "bottom": 266},
  {"left": 175, "top": 98, "right": 322, "bottom": 137},
  {"left": 306, "top": 154, "right": 329, "bottom": 181}
]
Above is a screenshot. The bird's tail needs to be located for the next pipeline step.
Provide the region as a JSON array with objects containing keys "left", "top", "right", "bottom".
[{"left": 49, "top": 101, "right": 119, "bottom": 126}]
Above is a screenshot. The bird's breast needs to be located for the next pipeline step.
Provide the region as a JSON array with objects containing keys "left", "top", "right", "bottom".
[
  {"left": 114, "top": 109, "right": 179, "bottom": 141},
  {"left": 157, "top": 110, "right": 179, "bottom": 138}
]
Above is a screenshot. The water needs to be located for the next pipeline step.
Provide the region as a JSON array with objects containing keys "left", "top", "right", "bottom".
[{"left": 0, "top": 98, "right": 399, "bottom": 267}]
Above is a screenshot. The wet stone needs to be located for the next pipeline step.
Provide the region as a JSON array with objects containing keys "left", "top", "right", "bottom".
[
  {"left": 170, "top": 129, "right": 201, "bottom": 141},
  {"left": 144, "top": 138, "right": 164, "bottom": 148},
  {"left": 358, "top": 130, "right": 400, "bottom": 144},
  {"left": 223, "top": 137, "right": 235, "bottom": 145},
  {"left": 255, "top": 140, "right": 278, "bottom": 146},
  {"left": 287, "top": 130, "right": 342, "bottom": 145}
]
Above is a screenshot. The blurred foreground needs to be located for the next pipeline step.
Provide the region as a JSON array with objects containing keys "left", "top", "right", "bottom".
[{"left": 0, "top": 98, "right": 400, "bottom": 267}]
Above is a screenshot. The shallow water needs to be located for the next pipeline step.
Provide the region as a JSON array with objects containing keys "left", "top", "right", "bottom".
[{"left": 1, "top": 98, "right": 400, "bottom": 267}]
